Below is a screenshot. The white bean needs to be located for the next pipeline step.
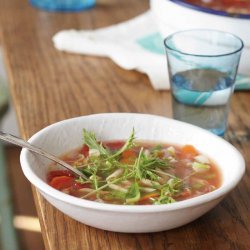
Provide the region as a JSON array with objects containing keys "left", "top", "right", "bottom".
[
  {"left": 106, "top": 168, "right": 124, "bottom": 181},
  {"left": 194, "top": 155, "right": 210, "bottom": 164}
]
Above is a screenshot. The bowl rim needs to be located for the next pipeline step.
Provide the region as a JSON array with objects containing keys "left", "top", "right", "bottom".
[
  {"left": 20, "top": 113, "right": 246, "bottom": 213},
  {"left": 169, "top": 0, "right": 250, "bottom": 19}
]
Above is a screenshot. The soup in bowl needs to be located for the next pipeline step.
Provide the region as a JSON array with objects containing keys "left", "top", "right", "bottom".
[
  {"left": 47, "top": 130, "right": 222, "bottom": 205},
  {"left": 20, "top": 113, "right": 245, "bottom": 233}
]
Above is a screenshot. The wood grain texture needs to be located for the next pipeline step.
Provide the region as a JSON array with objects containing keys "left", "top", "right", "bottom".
[
  {"left": 6, "top": 146, "right": 44, "bottom": 250},
  {"left": 0, "top": 0, "right": 250, "bottom": 249}
]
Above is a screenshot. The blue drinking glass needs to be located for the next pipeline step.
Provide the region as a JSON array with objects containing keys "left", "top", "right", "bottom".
[
  {"left": 29, "top": 0, "right": 96, "bottom": 12},
  {"left": 164, "top": 29, "right": 244, "bottom": 136}
]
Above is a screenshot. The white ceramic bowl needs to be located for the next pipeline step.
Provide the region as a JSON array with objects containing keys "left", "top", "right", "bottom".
[
  {"left": 150, "top": 0, "right": 250, "bottom": 76},
  {"left": 20, "top": 113, "right": 245, "bottom": 233}
]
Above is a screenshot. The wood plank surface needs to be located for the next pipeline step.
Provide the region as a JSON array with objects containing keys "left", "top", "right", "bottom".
[{"left": 0, "top": 0, "right": 250, "bottom": 249}]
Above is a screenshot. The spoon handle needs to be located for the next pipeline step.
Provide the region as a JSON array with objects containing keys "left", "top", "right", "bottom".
[{"left": 0, "top": 131, "right": 87, "bottom": 179}]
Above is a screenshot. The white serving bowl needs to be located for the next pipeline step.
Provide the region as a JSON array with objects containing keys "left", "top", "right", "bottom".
[
  {"left": 150, "top": 0, "right": 250, "bottom": 76},
  {"left": 20, "top": 113, "right": 245, "bottom": 233}
]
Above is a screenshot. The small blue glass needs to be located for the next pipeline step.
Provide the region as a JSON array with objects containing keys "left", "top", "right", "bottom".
[
  {"left": 164, "top": 29, "right": 244, "bottom": 136},
  {"left": 29, "top": 0, "right": 95, "bottom": 12}
]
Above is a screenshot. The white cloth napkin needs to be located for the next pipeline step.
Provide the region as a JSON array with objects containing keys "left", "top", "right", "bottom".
[{"left": 53, "top": 11, "right": 169, "bottom": 90}]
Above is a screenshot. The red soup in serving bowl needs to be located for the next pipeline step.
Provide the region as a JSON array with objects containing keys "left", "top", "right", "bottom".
[{"left": 47, "top": 129, "right": 221, "bottom": 205}]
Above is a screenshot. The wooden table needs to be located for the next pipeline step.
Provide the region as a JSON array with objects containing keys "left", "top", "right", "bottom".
[{"left": 0, "top": 0, "right": 250, "bottom": 249}]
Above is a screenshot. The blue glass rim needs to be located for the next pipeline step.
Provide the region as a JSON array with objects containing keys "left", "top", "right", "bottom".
[
  {"left": 169, "top": 0, "right": 250, "bottom": 19},
  {"left": 164, "top": 29, "right": 244, "bottom": 58}
]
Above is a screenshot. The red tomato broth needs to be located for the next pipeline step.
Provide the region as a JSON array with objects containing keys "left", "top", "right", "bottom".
[
  {"left": 47, "top": 140, "right": 222, "bottom": 205},
  {"left": 184, "top": 0, "right": 250, "bottom": 14}
]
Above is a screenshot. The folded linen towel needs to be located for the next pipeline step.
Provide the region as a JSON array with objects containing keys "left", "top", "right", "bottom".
[
  {"left": 53, "top": 11, "right": 168, "bottom": 90},
  {"left": 53, "top": 11, "right": 250, "bottom": 91}
]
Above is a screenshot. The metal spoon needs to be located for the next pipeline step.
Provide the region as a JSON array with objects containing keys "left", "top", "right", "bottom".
[{"left": 0, "top": 131, "right": 87, "bottom": 179}]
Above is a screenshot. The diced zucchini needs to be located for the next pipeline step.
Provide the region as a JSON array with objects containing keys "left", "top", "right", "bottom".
[
  {"left": 167, "top": 146, "right": 176, "bottom": 156},
  {"left": 192, "top": 162, "right": 210, "bottom": 172},
  {"left": 194, "top": 155, "right": 210, "bottom": 164}
]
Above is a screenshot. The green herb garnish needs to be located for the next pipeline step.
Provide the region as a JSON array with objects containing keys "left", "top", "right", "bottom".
[
  {"left": 78, "top": 129, "right": 183, "bottom": 205},
  {"left": 109, "top": 128, "right": 135, "bottom": 159},
  {"left": 83, "top": 129, "right": 109, "bottom": 156},
  {"left": 126, "top": 182, "right": 140, "bottom": 204}
]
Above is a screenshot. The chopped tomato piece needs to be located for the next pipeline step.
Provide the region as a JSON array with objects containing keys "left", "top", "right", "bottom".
[
  {"left": 122, "top": 150, "right": 137, "bottom": 159},
  {"left": 139, "top": 193, "right": 159, "bottom": 202},
  {"left": 119, "top": 149, "right": 137, "bottom": 164},
  {"left": 157, "top": 151, "right": 164, "bottom": 158},
  {"left": 80, "top": 144, "right": 89, "bottom": 157},
  {"left": 47, "top": 170, "right": 74, "bottom": 182},
  {"left": 181, "top": 145, "right": 198, "bottom": 158},
  {"left": 49, "top": 176, "right": 75, "bottom": 190},
  {"left": 104, "top": 141, "right": 125, "bottom": 150},
  {"left": 178, "top": 188, "right": 192, "bottom": 199}
]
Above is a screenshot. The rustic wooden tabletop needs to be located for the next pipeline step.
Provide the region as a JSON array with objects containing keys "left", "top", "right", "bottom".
[{"left": 0, "top": 0, "right": 249, "bottom": 249}]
